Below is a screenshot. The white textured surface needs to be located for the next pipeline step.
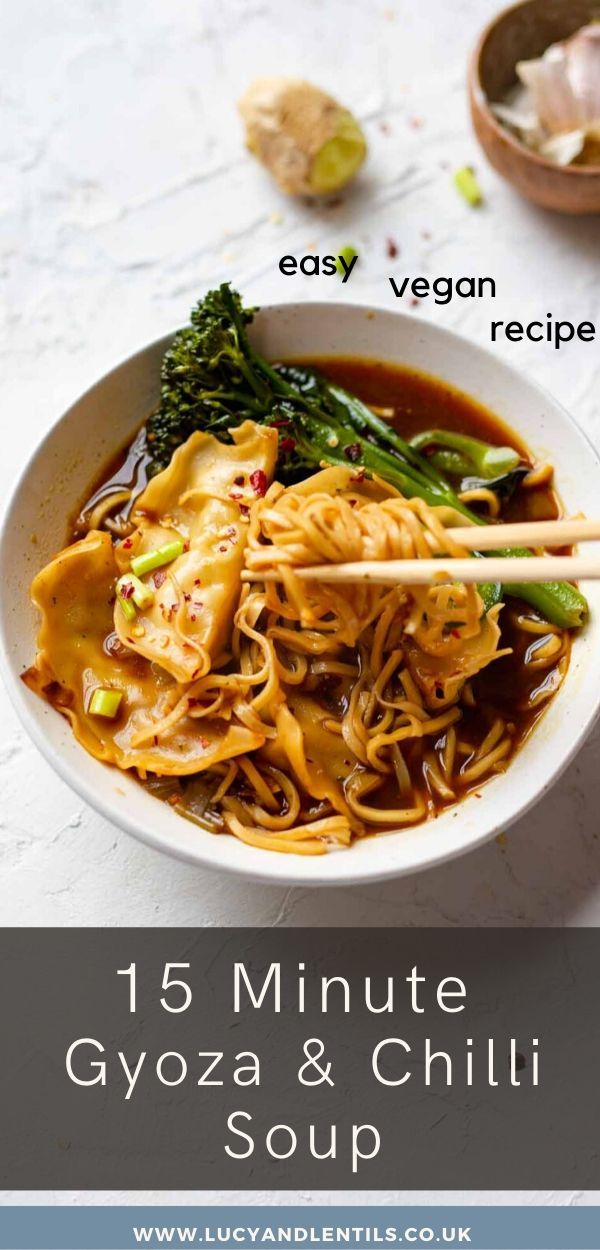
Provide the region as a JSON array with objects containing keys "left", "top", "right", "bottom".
[{"left": 1, "top": 0, "right": 600, "bottom": 1207}]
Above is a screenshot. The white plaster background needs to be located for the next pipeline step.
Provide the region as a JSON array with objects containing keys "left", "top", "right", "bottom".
[{"left": 1, "top": 0, "right": 600, "bottom": 1210}]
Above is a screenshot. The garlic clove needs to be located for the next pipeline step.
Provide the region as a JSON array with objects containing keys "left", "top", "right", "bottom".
[
  {"left": 517, "top": 45, "right": 575, "bottom": 135},
  {"left": 516, "top": 24, "right": 600, "bottom": 137},
  {"left": 540, "top": 129, "right": 587, "bottom": 166},
  {"left": 566, "top": 25, "right": 600, "bottom": 126}
]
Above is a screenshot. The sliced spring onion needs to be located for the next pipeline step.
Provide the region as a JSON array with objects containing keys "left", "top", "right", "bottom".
[
  {"left": 116, "top": 573, "right": 155, "bottom": 610},
  {"left": 131, "top": 538, "right": 185, "bottom": 578},
  {"left": 454, "top": 166, "right": 483, "bottom": 206},
  {"left": 116, "top": 591, "right": 136, "bottom": 621},
  {"left": 89, "top": 688, "right": 123, "bottom": 718}
]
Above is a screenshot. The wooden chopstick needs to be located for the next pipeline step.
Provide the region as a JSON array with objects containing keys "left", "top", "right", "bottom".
[
  {"left": 445, "top": 518, "right": 600, "bottom": 551},
  {"left": 269, "top": 556, "right": 600, "bottom": 587},
  {"left": 240, "top": 518, "right": 600, "bottom": 587}
]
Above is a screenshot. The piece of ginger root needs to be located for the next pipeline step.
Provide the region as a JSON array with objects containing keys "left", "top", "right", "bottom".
[{"left": 238, "top": 77, "right": 367, "bottom": 197}]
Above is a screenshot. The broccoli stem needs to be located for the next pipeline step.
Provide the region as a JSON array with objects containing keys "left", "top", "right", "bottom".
[
  {"left": 322, "top": 382, "right": 445, "bottom": 486},
  {"left": 292, "top": 413, "right": 586, "bottom": 627},
  {"left": 428, "top": 448, "right": 473, "bottom": 476},
  {"left": 293, "top": 412, "right": 463, "bottom": 512},
  {"left": 409, "top": 429, "right": 520, "bottom": 480}
]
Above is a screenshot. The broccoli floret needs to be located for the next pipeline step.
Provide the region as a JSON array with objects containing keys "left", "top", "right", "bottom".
[{"left": 147, "top": 285, "right": 273, "bottom": 473}]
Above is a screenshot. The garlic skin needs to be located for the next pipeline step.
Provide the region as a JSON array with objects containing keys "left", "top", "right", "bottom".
[
  {"left": 559, "top": 24, "right": 600, "bottom": 127},
  {"left": 493, "top": 24, "right": 600, "bottom": 166}
]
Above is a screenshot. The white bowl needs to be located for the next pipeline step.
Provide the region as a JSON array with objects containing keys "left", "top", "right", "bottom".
[{"left": 2, "top": 302, "right": 600, "bottom": 887}]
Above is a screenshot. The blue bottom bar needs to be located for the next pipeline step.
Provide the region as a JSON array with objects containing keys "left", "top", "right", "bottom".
[{"left": 1, "top": 1206, "right": 600, "bottom": 1250}]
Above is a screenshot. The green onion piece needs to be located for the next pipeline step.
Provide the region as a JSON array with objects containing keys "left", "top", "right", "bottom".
[
  {"left": 336, "top": 245, "right": 358, "bottom": 274},
  {"left": 116, "top": 573, "right": 155, "bottom": 611},
  {"left": 454, "top": 166, "right": 483, "bottom": 206},
  {"left": 131, "top": 538, "right": 185, "bottom": 578},
  {"left": 116, "top": 591, "right": 136, "bottom": 621},
  {"left": 89, "top": 688, "right": 123, "bottom": 718}
]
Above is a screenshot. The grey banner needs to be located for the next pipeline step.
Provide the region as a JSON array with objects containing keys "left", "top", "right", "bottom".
[{"left": 1, "top": 928, "right": 600, "bottom": 1189}]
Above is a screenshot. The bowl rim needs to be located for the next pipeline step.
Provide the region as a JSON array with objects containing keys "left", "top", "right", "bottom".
[
  {"left": 2, "top": 297, "right": 600, "bottom": 887},
  {"left": 469, "top": 0, "right": 600, "bottom": 180}
]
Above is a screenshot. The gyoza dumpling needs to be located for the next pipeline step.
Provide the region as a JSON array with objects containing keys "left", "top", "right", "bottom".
[
  {"left": 24, "top": 530, "right": 265, "bottom": 774},
  {"left": 113, "top": 421, "right": 278, "bottom": 682}
]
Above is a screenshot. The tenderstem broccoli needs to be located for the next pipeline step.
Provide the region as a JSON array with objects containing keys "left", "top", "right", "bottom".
[{"left": 146, "top": 284, "right": 588, "bottom": 629}]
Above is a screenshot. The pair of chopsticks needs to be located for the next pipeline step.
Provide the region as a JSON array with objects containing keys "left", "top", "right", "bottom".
[{"left": 245, "top": 518, "right": 600, "bottom": 586}]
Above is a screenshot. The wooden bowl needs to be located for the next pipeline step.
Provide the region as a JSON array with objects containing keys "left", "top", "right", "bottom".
[{"left": 469, "top": 0, "right": 600, "bottom": 215}]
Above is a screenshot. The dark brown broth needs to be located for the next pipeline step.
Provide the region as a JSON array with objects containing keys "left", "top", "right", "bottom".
[{"left": 308, "top": 356, "right": 560, "bottom": 524}]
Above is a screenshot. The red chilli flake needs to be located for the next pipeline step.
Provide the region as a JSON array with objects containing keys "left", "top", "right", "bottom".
[
  {"left": 153, "top": 570, "right": 166, "bottom": 589},
  {"left": 350, "top": 468, "right": 366, "bottom": 483},
  {"left": 279, "top": 436, "right": 296, "bottom": 454},
  {"left": 199, "top": 736, "right": 210, "bottom": 750},
  {"left": 239, "top": 504, "right": 250, "bottom": 517},
  {"left": 344, "top": 443, "right": 362, "bottom": 463},
  {"left": 120, "top": 581, "right": 135, "bottom": 599},
  {"left": 122, "top": 538, "right": 134, "bottom": 550},
  {"left": 234, "top": 475, "right": 245, "bottom": 486},
  {"left": 250, "top": 469, "right": 267, "bottom": 496}
]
